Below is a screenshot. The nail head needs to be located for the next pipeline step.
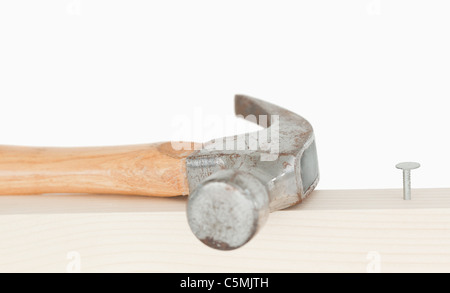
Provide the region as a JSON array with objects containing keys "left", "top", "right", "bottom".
[{"left": 396, "top": 162, "right": 420, "bottom": 170}]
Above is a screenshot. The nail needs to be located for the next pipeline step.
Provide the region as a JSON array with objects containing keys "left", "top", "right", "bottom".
[{"left": 395, "top": 162, "right": 420, "bottom": 200}]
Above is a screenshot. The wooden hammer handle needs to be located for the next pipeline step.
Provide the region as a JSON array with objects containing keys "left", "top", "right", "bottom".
[{"left": 0, "top": 142, "right": 196, "bottom": 196}]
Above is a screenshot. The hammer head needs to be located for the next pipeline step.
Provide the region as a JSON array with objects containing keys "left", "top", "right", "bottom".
[{"left": 186, "top": 95, "right": 319, "bottom": 250}]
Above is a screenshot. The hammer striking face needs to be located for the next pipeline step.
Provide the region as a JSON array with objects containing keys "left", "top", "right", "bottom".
[
  {"left": 0, "top": 95, "right": 318, "bottom": 251},
  {"left": 186, "top": 95, "right": 319, "bottom": 250}
]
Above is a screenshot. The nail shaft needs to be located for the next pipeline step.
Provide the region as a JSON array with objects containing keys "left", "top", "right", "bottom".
[{"left": 403, "top": 169, "right": 411, "bottom": 200}]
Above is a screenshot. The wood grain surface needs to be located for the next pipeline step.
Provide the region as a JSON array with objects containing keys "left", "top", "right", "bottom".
[
  {"left": 1, "top": 188, "right": 450, "bottom": 272},
  {"left": 0, "top": 143, "right": 195, "bottom": 197}
]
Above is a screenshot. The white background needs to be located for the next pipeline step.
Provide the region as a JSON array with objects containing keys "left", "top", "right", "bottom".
[{"left": 0, "top": 0, "right": 448, "bottom": 190}]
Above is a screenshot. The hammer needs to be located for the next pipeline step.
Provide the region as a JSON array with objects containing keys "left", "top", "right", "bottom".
[{"left": 0, "top": 95, "right": 319, "bottom": 250}]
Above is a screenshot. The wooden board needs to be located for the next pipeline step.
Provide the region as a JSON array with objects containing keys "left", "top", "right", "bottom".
[{"left": 1, "top": 188, "right": 450, "bottom": 273}]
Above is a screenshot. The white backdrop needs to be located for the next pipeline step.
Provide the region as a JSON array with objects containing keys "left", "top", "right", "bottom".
[{"left": 0, "top": 0, "right": 449, "bottom": 190}]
